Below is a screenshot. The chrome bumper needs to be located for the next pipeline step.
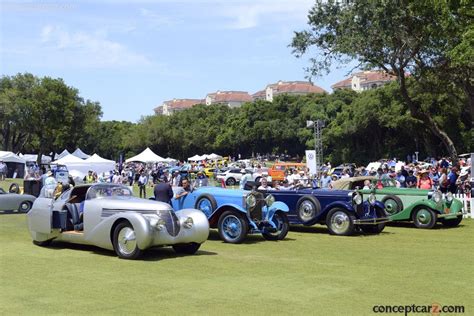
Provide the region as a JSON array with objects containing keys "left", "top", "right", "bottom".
[
  {"left": 354, "top": 217, "right": 391, "bottom": 225},
  {"left": 437, "top": 211, "right": 466, "bottom": 219}
]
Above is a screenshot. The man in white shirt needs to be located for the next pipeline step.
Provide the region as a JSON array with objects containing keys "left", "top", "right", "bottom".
[
  {"left": 239, "top": 169, "right": 252, "bottom": 190},
  {"left": 138, "top": 171, "right": 148, "bottom": 198}
]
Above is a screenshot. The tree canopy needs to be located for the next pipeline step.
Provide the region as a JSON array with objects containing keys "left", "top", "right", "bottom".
[{"left": 291, "top": 0, "right": 473, "bottom": 159}]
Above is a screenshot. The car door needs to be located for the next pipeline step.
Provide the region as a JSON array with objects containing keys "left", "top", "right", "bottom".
[{"left": 28, "top": 196, "right": 55, "bottom": 234}]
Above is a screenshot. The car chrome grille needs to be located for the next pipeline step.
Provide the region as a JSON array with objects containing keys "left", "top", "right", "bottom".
[
  {"left": 157, "top": 209, "right": 181, "bottom": 237},
  {"left": 248, "top": 192, "right": 264, "bottom": 222}
]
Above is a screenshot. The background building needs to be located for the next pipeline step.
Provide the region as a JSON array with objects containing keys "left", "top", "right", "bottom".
[
  {"left": 154, "top": 99, "right": 204, "bottom": 116},
  {"left": 331, "top": 70, "right": 396, "bottom": 92},
  {"left": 261, "top": 81, "right": 326, "bottom": 102},
  {"left": 205, "top": 91, "right": 252, "bottom": 108}
]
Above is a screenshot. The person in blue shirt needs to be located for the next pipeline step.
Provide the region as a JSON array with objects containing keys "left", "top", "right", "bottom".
[{"left": 447, "top": 167, "right": 458, "bottom": 194}]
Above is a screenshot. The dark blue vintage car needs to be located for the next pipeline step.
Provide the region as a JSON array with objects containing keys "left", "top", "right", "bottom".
[
  {"left": 263, "top": 188, "right": 389, "bottom": 235},
  {"left": 171, "top": 187, "right": 290, "bottom": 243}
]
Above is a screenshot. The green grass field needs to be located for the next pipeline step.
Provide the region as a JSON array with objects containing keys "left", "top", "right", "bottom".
[{"left": 1, "top": 179, "right": 473, "bottom": 315}]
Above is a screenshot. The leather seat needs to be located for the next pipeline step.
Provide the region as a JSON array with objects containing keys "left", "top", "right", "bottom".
[{"left": 64, "top": 203, "right": 83, "bottom": 231}]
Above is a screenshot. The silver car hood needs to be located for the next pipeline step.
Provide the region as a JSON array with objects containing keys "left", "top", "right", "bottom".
[{"left": 91, "top": 196, "right": 172, "bottom": 212}]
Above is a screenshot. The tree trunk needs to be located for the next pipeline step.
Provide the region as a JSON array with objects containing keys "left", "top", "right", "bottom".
[{"left": 398, "top": 74, "right": 458, "bottom": 160}]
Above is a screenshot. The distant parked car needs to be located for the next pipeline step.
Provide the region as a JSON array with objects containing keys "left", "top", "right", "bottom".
[
  {"left": 268, "top": 163, "right": 306, "bottom": 182},
  {"left": 268, "top": 187, "right": 389, "bottom": 235},
  {"left": 332, "top": 176, "right": 466, "bottom": 229},
  {"left": 171, "top": 186, "right": 290, "bottom": 243},
  {"left": 329, "top": 163, "right": 356, "bottom": 178},
  {"left": 27, "top": 183, "right": 209, "bottom": 259},
  {"left": 215, "top": 168, "right": 251, "bottom": 186},
  {"left": 0, "top": 187, "right": 36, "bottom": 213}
]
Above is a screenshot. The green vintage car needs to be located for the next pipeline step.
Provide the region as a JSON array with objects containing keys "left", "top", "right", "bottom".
[{"left": 332, "top": 176, "right": 465, "bottom": 229}]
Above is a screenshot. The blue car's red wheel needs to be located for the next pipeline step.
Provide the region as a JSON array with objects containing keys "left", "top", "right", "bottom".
[{"left": 218, "top": 210, "right": 248, "bottom": 243}]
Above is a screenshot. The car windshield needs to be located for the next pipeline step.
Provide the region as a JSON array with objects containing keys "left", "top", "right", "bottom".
[{"left": 86, "top": 184, "right": 133, "bottom": 200}]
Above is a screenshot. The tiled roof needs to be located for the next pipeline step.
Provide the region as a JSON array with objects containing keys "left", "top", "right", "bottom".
[
  {"left": 208, "top": 91, "right": 252, "bottom": 103},
  {"left": 165, "top": 99, "right": 204, "bottom": 109},
  {"left": 331, "top": 71, "right": 396, "bottom": 89},
  {"left": 252, "top": 90, "right": 266, "bottom": 98},
  {"left": 270, "top": 81, "right": 326, "bottom": 94}
]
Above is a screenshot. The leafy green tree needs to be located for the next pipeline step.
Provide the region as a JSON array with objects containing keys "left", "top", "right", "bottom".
[{"left": 291, "top": 0, "right": 473, "bottom": 159}]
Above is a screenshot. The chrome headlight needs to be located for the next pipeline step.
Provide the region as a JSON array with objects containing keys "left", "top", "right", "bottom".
[
  {"left": 264, "top": 194, "right": 275, "bottom": 206},
  {"left": 150, "top": 217, "right": 166, "bottom": 230},
  {"left": 183, "top": 217, "right": 194, "bottom": 229},
  {"left": 446, "top": 192, "right": 453, "bottom": 203},
  {"left": 353, "top": 193, "right": 363, "bottom": 205},
  {"left": 246, "top": 194, "right": 257, "bottom": 208},
  {"left": 368, "top": 193, "right": 376, "bottom": 205},
  {"left": 432, "top": 190, "right": 442, "bottom": 203}
]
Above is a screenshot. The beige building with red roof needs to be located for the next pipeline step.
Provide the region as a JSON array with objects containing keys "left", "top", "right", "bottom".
[
  {"left": 154, "top": 98, "right": 204, "bottom": 116},
  {"left": 259, "top": 80, "right": 326, "bottom": 102},
  {"left": 205, "top": 91, "right": 253, "bottom": 108},
  {"left": 331, "top": 70, "right": 396, "bottom": 92}
]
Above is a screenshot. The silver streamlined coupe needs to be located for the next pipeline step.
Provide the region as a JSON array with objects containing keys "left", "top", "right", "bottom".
[
  {"left": 27, "top": 183, "right": 209, "bottom": 259},
  {"left": 0, "top": 187, "right": 36, "bottom": 213}
]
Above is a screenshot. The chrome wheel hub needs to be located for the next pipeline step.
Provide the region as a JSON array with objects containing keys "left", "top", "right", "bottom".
[
  {"left": 417, "top": 209, "right": 431, "bottom": 224},
  {"left": 299, "top": 201, "right": 315, "bottom": 221},
  {"left": 331, "top": 211, "right": 350, "bottom": 234},
  {"left": 118, "top": 227, "right": 137, "bottom": 255}
]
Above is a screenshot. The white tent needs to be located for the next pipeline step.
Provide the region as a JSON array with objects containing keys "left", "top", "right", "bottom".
[
  {"left": 56, "top": 149, "right": 70, "bottom": 160},
  {"left": 188, "top": 154, "right": 202, "bottom": 161},
  {"left": 53, "top": 154, "right": 116, "bottom": 180},
  {"left": 72, "top": 148, "right": 90, "bottom": 159},
  {"left": 125, "top": 147, "right": 166, "bottom": 163},
  {"left": 0, "top": 151, "right": 26, "bottom": 164},
  {"left": 20, "top": 154, "right": 52, "bottom": 164},
  {"left": 165, "top": 157, "right": 178, "bottom": 163},
  {"left": 85, "top": 154, "right": 116, "bottom": 176},
  {"left": 207, "top": 153, "right": 222, "bottom": 160}
]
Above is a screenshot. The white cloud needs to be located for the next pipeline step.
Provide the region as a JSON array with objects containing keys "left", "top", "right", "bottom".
[
  {"left": 38, "top": 25, "right": 152, "bottom": 68},
  {"left": 217, "top": 0, "right": 314, "bottom": 29}
]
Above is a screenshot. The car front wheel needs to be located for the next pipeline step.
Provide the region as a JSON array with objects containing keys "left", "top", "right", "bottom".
[
  {"left": 113, "top": 221, "right": 143, "bottom": 259},
  {"left": 262, "top": 211, "right": 289, "bottom": 241},
  {"left": 412, "top": 208, "right": 437, "bottom": 229},
  {"left": 218, "top": 210, "right": 248, "bottom": 243},
  {"left": 326, "top": 208, "right": 355, "bottom": 236},
  {"left": 172, "top": 243, "right": 201, "bottom": 254}
]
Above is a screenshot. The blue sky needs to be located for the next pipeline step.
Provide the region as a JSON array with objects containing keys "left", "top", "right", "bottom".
[{"left": 1, "top": 0, "right": 354, "bottom": 122}]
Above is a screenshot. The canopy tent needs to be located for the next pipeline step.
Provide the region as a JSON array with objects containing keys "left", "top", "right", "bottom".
[
  {"left": 53, "top": 154, "right": 116, "bottom": 180},
  {"left": 0, "top": 151, "right": 26, "bottom": 178},
  {"left": 125, "top": 147, "right": 166, "bottom": 163},
  {"left": 72, "top": 148, "right": 90, "bottom": 159},
  {"left": 84, "top": 154, "right": 116, "bottom": 176},
  {"left": 207, "top": 153, "right": 222, "bottom": 160},
  {"left": 0, "top": 151, "right": 26, "bottom": 164},
  {"left": 20, "top": 154, "right": 52, "bottom": 164},
  {"left": 164, "top": 157, "right": 178, "bottom": 163},
  {"left": 55, "top": 149, "right": 70, "bottom": 160},
  {"left": 188, "top": 154, "right": 203, "bottom": 161}
]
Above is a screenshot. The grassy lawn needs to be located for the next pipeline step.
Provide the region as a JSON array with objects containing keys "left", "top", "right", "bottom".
[{"left": 1, "top": 208, "right": 472, "bottom": 315}]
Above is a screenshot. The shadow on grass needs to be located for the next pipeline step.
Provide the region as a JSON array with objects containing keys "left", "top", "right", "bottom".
[
  {"left": 289, "top": 224, "right": 395, "bottom": 236},
  {"left": 44, "top": 241, "right": 217, "bottom": 261},
  {"left": 0, "top": 210, "right": 26, "bottom": 215},
  {"left": 386, "top": 221, "right": 466, "bottom": 230},
  {"left": 207, "top": 230, "right": 296, "bottom": 244}
]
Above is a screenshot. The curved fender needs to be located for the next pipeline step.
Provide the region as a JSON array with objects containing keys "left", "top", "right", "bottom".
[
  {"left": 271, "top": 201, "right": 289, "bottom": 213},
  {"left": 323, "top": 201, "right": 354, "bottom": 216},
  {"left": 175, "top": 208, "right": 210, "bottom": 244},
  {"left": 265, "top": 201, "right": 289, "bottom": 221},
  {"left": 210, "top": 203, "right": 246, "bottom": 218},
  {"left": 86, "top": 213, "right": 152, "bottom": 251}
]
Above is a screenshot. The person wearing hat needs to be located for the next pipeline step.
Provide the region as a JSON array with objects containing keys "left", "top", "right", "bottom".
[
  {"left": 196, "top": 170, "right": 208, "bottom": 187},
  {"left": 417, "top": 169, "right": 433, "bottom": 189},
  {"left": 154, "top": 175, "right": 173, "bottom": 204},
  {"left": 239, "top": 169, "right": 252, "bottom": 190},
  {"left": 171, "top": 170, "right": 181, "bottom": 187}
]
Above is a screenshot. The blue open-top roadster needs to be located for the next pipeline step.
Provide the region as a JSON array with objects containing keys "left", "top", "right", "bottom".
[
  {"left": 171, "top": 187, "right": 289, "bottom": 243},
  {"left": 266, "top": 188, "right": 389, "bottom": 235}
]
